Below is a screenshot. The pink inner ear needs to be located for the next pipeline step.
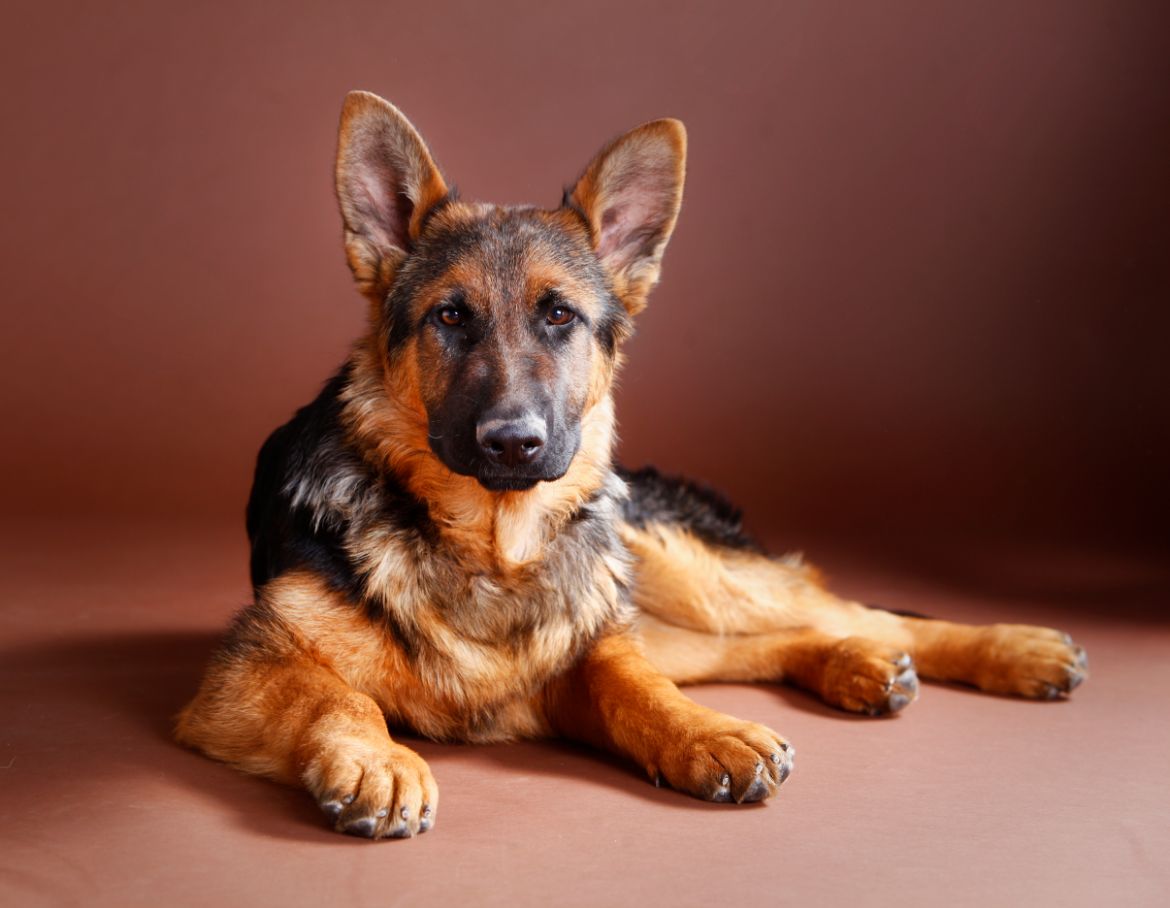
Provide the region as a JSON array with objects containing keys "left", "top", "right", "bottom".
[
  {"left": 597, "top": 204, "right": 632, "bottom": 262},
  {"left": 353, "top": 155, "right": 413, "bottom": 253},
  {"left": 592, "top": 153, "right": 677, "bottom": 273},
  {"left": 596, "top": 196, "right": 661, "bottom": 271}
]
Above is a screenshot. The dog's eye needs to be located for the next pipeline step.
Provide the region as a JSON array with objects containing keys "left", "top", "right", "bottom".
[
  {"left": 547, "top": 306, "right": 575, "bottom": 327},
  {"left": 437, "top": 306, "right": 465, "bottom": 327}
]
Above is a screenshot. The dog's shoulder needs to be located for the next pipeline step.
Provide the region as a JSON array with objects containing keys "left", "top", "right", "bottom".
[{"left": 246, "top": 363, "right": 429, "bottom": 597}]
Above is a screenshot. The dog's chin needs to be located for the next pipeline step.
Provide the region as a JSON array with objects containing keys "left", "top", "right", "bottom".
[
  {"left": 475, "top": 474, "right": 544, "bottom": 492},
  {"left": 436, "top": 458, "right": 565, "bottom": 493}
]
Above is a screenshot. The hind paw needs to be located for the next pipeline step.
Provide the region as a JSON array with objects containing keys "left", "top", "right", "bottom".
[
  {"left": 969, "top": 625, "right": 1088, "bottom": 699},
  {"left": 818, "top": 637, "right": 920, "bottom": 716}
]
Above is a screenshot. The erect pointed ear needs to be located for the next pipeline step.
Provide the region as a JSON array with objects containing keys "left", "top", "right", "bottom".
[
  {"left": 335, "top": 91, "right": 449, "bottom": 300},
  {"left": 567, "top": 119, "right": 686, "bottom": 315}
]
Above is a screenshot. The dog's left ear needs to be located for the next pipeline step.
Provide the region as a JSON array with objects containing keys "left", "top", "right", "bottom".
[{"left": 567, "top": 119, "right": 686, "bottom": 315}]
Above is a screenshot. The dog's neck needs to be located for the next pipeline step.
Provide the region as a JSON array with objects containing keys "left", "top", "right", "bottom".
[{"left": 340, "top": 337, "right": 617, "bottom": 571}]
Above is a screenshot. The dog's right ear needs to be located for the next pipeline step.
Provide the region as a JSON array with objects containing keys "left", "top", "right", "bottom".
[{"left": 335, "top": 91, "right": 449, "bottom": 300}]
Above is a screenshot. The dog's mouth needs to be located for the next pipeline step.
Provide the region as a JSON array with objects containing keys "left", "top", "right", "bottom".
[
  {"left": 474, "top": 473, "right": 545, "bottom": 492},
  {"left": 471, "top": 455, "right": 574, "bottom": 492},
  {"left": 439, "top": 451, "right": 572, "bottom": 493}
]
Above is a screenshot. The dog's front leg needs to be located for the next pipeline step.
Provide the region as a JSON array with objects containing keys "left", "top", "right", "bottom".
[
  {"left": 176, "top": 576, "right": 438, "bottom": 839},
  {"left": 544, "top": 632, "right": 794, "bottom": 802},
  {"left": 178, "top": 646, "right": 437, "bottom": 838}
]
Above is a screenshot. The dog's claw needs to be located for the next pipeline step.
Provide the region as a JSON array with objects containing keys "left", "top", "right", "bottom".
[
  {"left": 739, "top": 776, "right": 771, "bottom": 803},
  {"left": 342, "top": 817, "right": 377, "bottom": 838}
]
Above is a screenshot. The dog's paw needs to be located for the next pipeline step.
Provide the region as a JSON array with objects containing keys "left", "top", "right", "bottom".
[
  {"left": 649, "top": 718, "right": 794, "bottom": 804},
  {"left": 305, "top": 739, "right": 438, "bottom": 839},
  {"left": 969, "top": 625, "right": 1089, "bottom": 699},
  {"left": 817, "top": 636, "right": 920, "bottom": 716}
]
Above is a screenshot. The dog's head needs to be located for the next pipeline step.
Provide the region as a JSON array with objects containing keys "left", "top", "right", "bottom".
[{"left": 335, "top": 91, "right": 685, "bottom": 493}]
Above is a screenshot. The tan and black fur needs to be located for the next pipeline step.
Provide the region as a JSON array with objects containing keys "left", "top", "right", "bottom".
[{"left": 176, "top": 91, "right": 1089, "bottom": 838}]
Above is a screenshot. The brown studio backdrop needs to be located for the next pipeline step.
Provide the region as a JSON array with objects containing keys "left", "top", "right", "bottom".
[{"left": 1, "top": 0, "right": 1167, "bottom": 547}]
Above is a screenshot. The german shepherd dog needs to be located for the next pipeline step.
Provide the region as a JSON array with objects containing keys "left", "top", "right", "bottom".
[{"left": 177, "top": 91, "right": 1089, "bottom": 839}]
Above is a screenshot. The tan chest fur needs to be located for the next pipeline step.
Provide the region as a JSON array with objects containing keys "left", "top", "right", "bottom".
[{"left": 266, "top": 512, "right": 631, "bottom": 743}]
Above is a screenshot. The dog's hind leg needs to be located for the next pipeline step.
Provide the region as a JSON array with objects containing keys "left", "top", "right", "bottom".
[
  {"left": 636, "top": 615, "right": 922, "bottom": 715},
  {"left": 620, "top": 478, "right": 1088, "bottom": 706}
]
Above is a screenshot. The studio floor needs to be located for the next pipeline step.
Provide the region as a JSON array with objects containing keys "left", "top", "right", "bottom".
[{"left": 2, "top": 521, "right": 1167, "bottom": 907}]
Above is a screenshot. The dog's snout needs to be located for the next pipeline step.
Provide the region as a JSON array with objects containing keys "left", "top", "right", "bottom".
[{"left": 476, "top": 417, "right": 546, "bottom": 468}]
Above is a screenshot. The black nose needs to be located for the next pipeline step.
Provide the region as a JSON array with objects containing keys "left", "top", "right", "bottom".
[{"left": 476, "top": 418, "right": 546, "bottom": 468}]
